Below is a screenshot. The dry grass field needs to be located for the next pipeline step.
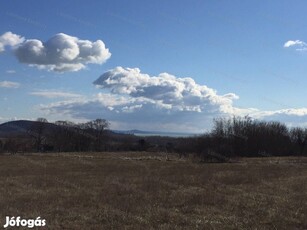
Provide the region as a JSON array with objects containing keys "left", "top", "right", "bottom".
[{"left": 0, "top": 152, "right": 306, "bottom": 229}]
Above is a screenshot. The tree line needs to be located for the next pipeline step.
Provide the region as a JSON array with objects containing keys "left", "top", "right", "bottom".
[
  {"left": 175, "top": 116, "right": 307, "bottom": 161},
  {"left": 0, "top": 118, "right": 110, "bottom": 153},
  {"left": 0, "top": 116, "right": 307, "bottom": 160}
]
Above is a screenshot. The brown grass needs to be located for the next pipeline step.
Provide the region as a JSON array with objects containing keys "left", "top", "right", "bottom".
[{"left": 0, "top": 152, "right": 306, "bottom": 229}]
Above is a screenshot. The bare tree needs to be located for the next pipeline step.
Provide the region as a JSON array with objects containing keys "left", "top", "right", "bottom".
[
  {"left": 85, "top": 119, "right": 110, "bottom": 151},
  {"left": 290, "top": 127, "right": 307, "bottom": 155},
  {"left": 52, "top": 120, "right": 76, "bottom": 152},
  {"left": 28, "top": 118, "right": 48, "bottom": 152},
  {"left": 85, "top": 119, "right": 109, "bottom": 132}
]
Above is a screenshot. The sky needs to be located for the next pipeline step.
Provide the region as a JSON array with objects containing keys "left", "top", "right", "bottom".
[{"left": 1, "top": 0, "right": 307, "bottom": 133}]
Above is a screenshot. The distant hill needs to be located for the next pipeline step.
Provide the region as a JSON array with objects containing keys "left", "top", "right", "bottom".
[
  {"left": 0, "top": 120, "right": 57, "bottom": 138},
  {"left": 0, "top": 120, "right": 193, "bottom": 153},
  {"left": 0, "top": 120, "right": 196, "bottom": 139},
  {"left": 0, "top": 120, "right": 131, "bottom": 139}
]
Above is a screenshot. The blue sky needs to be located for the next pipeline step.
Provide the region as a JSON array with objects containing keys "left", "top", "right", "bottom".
[{"left": 1, "top": 0, "right": 307, "bottom": 132}]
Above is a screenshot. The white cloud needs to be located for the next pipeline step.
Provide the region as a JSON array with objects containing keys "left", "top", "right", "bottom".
[
  {"left": 40, "top": 94, "right": 213, "bottom": 132},
  {"left": 37, "top": 67, "right": 307, "bottom": 132},
  {"left": 284, "top": 40, "right": 307, "bottom": 51},
  {"left": 30, "top": 90, "right": 83, "bottom": 99},
  {"left": 14, "top": 33, "right": 111, "bottom": 72},
  {"left": 255, "top": 108, "right": 307, "bottom": 117},
  {"left": 0, "top": 81, "right": 20, "bottom": 88},
  {"left": 0, "top": 31, "right": 24, "bottom": 52},
  {"left": 250, "top": 108, "right": 307, "bottom": 128},
  {"left": 93, "top": 67, "right": 241, "bottom": 114},
  {"left": 39, "top": 67, "right": 255, "bottom": 132},
  {"left": 284, "top": 40, "right": 305, "bottom": 47}
]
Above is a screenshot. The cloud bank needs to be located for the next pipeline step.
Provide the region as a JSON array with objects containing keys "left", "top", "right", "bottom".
[
  {"left": 40, "top": 67, "right": 257, "bottom": 132},
  {"left": 38, "top": 67, "right": 307, "bottom": 132},
  {"left": 14, "top": 33, "right": 111, "bottom": 72},
  {"left": 0, "top": 32, "right": 24, "bottom": 52}
]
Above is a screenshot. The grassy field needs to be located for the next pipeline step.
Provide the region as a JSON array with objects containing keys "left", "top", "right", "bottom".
[{"left": 0, "top": 152, "right": 306, "bottom": 229}]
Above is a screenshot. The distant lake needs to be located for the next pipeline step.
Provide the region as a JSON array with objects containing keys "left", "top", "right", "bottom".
[
  {"left": 133, "top": 132, "right": 199, "bottom": 138},
  {"left": 113, "top": 130, "right": 201, "bottom": 137}
]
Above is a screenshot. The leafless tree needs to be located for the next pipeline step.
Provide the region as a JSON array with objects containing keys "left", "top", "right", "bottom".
[
  {"left": 290, "top": 127, "right": 307, "bottom": 155},
  {"left": 28, "top": 118, "right": 48, "bottom": 152},
  {"left": 85, "top": 119, "right": 110, "bottom": 151}
]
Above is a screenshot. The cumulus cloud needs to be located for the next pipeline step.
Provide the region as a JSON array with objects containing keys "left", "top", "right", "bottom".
[
  {"left": 14, "top": 33, "right": 111, "bottom": 72},
  {"left": 6, "top": 65, "right": 305, "bottom": 131},
  {"left": 93, "top": 67, "right": 241, "bottom": 114},
  {"left": 0, "top": 81, "right": 20, "bottom": 88},
  {"left": 0, "top": 31, "right": 24, "bottom": 52},
  {"left": 284, "top": 40, "right": 307, "bottom": 51},
  {"left": 39, "top": 67, "right": 257, "bottom": 132},
  {"left": 38, "top": 67, "right": 307, "bottom": 131},
  {"left": 40, "top": 93, "right": 212, "bottom": 132},
  {"left": 30, "top": 90, "right": 83, "bottom": 99},
  {"left": 41, "top": 89, "right": 307, "bottom": 131}
]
